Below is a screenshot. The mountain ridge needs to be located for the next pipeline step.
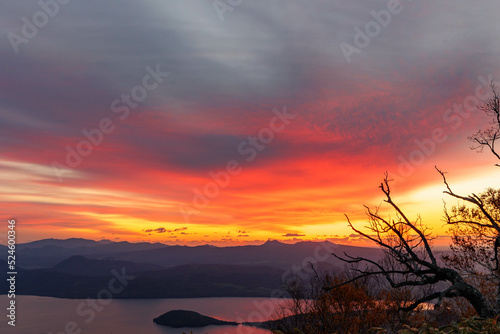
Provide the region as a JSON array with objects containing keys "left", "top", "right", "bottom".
[{"left": 6, "top": 238, "right": 382, "bottom": 271}]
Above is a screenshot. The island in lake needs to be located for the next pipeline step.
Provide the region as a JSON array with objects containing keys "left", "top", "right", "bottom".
[
  {"left": 153, "top": 310, "right": 239, "bottom": 328},
  {"left": 153, "top": 309, "right": 317, "bottom": 331}
]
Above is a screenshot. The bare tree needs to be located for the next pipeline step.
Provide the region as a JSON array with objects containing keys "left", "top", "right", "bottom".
[
  {"left": 328, "top": 84, "right": 500, "bottom": 319},
  {"left": 439, "top": 82, "right": 500, "bottom": 314},
  {"left": 329, "top": 175, "right": 496, "bottom": 318},
  {"left": 469, "top": 82, "right": 500, "bottom": 166}
]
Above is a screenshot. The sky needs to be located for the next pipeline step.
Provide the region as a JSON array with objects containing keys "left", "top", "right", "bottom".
[{"left": 1, "top": 0, "right": 500, "bottom": 246}]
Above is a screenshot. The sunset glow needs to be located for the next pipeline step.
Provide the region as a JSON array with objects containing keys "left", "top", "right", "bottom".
[{"left": 2, "top": 0, "right": 500, "bottom": 247}]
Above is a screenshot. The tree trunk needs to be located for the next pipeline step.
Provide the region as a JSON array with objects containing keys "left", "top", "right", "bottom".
[
  {"left": 456, "top": 281, "right": 495, "bottom": 318},
  {"left": 497, "top": 281, "right": 500, "bottom": 314}
]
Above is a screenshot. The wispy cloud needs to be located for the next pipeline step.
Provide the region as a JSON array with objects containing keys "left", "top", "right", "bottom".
[{"left": 282, "top": 233, "right": 306, "bottom": 237}]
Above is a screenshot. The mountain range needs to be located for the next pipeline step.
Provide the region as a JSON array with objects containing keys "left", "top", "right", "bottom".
[
  {"left": 0, "top": 238, "right": 381, "bottom": 270},
  {"left": 0, "top": 238, "right": 384, "bottom": 299}
]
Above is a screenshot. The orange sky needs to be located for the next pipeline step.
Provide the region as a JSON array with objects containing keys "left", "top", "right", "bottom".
[
  {"left": 1, "top": 88, "right": 498, "bottom": 247},
  {"left": 1, "top": 1, "right": 500, "bottom": 247}
]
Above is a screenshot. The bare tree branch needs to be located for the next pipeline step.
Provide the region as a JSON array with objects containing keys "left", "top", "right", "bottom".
[{"left": 329, "top": 175, "right": 496, "bottom": 318}]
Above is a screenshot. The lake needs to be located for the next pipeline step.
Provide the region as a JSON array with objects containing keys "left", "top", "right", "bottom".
[{"left": 0, "top": 296, "right": 288, "bottom": 334}]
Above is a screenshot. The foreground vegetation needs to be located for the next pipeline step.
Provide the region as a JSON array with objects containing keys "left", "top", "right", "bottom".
[
  {"left": 398, "top": 317, "right": 500, "bottom": 334},
  {"left": 269, "top": 317, "right": 500, "bottom": 334}
]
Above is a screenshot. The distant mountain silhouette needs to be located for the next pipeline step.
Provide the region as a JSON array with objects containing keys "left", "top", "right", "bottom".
[
  {"left": 0, "top": 239, "right": 397, "bottom": 299},
  {"left": 52, "top": 255, "right": 164, "bottom": 276},
  {"left": 0, "top": 257, "right": 284, "bottom": 298},
  {"left": 17, "top": 238, "right": 102, "bottom": 249},
  {"left": 6, "top": 238, "right": 386, "bottom": 271},
  {"left": 17, "top": 238, "right": 167, "bottom": 251},
  {"left": 109, "top": 240, "right": 382, "bottom": 271},
  {"left": 13, "top": 239, "right": 168, "bottom": 269},
  {"left": 262, "top": 239, "right": 284, "bottom": 246}
]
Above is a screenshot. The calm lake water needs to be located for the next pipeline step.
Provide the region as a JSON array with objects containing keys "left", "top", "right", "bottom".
[{"left": 0, "top": 296, "right": 287, "bottom": 334}]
